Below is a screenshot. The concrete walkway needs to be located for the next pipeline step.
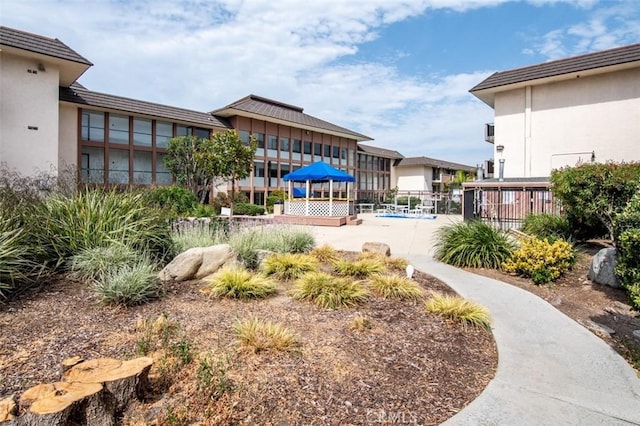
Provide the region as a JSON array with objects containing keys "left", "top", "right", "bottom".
[{"left": 308, "top": 213, "right": 640, "bottom": 425}]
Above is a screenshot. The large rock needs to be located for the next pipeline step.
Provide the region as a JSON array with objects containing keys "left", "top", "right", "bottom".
[
  {"left": 588, "top": 247, "right": 620, "bottom": 288},
  {"left": 362, "top": 242, "right": 391, "bottom": 257},
  {"left": 159, "top": 244, "right": 236, "bottom": 282}
]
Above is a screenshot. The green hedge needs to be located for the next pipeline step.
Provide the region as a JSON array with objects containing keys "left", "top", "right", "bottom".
[
  {"left": 233, "top": 203, "right": 265, "bottom": 216},
  {"left": 614, "top": 190, "right": 640, "bottom": 310}
]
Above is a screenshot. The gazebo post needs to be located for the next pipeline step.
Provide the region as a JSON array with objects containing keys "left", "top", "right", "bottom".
[
  {"left": 305, "top": 180, "right": 310, "bottom": 216},
  {"left": 329, "top": 179, "right": 334, "bottom": 216}
]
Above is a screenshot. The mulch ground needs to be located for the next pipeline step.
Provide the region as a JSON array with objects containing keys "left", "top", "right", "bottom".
[{"left": 0, "top": 256, "right": 497, "bottom": 425}]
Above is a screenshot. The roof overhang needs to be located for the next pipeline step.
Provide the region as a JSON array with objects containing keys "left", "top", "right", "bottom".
[
  {"left": 0, "top": 44, "right": 91, "bottom": 87},
  {"left": 470, "top": 60, "right": 640, "bottom": 108},
  {"left": 213, "top": 107, "right": 373, "bottom": 142}
]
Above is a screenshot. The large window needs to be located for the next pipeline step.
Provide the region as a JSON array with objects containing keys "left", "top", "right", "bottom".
[
  {"left": 108, "top": 149, "right": 129, "bottom": 184},
  {"left": 280, "top": 137, "right": 290, "bottom": 160},
  {"left": 314, "top": 143, "right": 322, "bottom": 158},
  {"left": 292, "top": 139, "right": 301, "bottom": 161},
  {"left": 303, "top": 141, "right": 312, "bottom": 162},
  {"left": 254, "top": 161, "right": 265, "bottom": 187},
  {"left": 239, "top": 130, "right": 251, "bottom": 145},
  {"left": 156, "top": 153, "right": 172, "bottom": 185},
  {"left": 267, "top": 135, "right": 278, "bottom": 157},
  {"left": 194, "top": 128, "right": 210, "bottom": 139},
  {"left": 109, "top": 114, "right": 129, "bottom": 144},
  {"left": 254, "top": 133, "right": 265, "bottom": 157},
  {"left": 133, "top": 118, "right": 152, "bottom": 146},
  {"left": 133, "top": 151, "right": 153, "bottom": 184},
  {"left": 80, "top": 146, "right": 104, "bottom": 183},
  {"left": 81, "top": 111, "right": 105, "bottom": 142},
  {"left": 176, "top": 125, "right": 191, "bottom": 137},
  {"left": 156, "top": 121, "right": 173, "bottom": 148}
]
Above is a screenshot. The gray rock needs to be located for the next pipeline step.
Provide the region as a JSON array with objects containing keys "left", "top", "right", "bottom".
[
  {"left": 588, "top": 247, "right": 620, "bottom": 288},
  {"left": 159, "top": 244, "right": 236, "bottom": 282},
  {"left": 362, "top": 242, "right": 391, "bottom": 257},
  {"left": 580, "top": 319, "right": 616, "bottom": 337},
  {"left": 255, "top": 249, "right": 274, "bottom": 268},
  {"left": 633, "top": 330, "right": 640, "bottom": 340},
  {"left": 550, "top": 296, "right": 562, "bottom": 306}
]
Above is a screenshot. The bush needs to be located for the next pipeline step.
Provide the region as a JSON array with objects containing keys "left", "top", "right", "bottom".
[
  {"left": 309, "top": 244, "right": 339, "bottom": 263},
  {"left": 290, "top": 272, "right": 368, "bottom": 309},
  {"left": 234, "top": 318, "right": 300, "bottom": 353},
  {"left": 551, "top": 162, "right": 640, "bottom": 241},
  {"left": 521, "top": 213, "right": 572, "bottom": 242},
  {"left": 434, "top": 220, "right": 515, "bottom": 269},
  {"left": 143, "top": 185, "right": 198, "bottom": 217},
  {"left": 266, "top": 189, "right": 286, "bottom": 213},
  {"left": 32, "top": 188, "right": 174, "bottom": 268},
  {"left": 614, "top": 190, "right": 640, "bottom": 310},
  {"left": 425, "top": 293, "right": 491, "bottom": 330},
  {"left": 333, "top": 258, "right": 386, "bottom": 278},
  {"left": 262, "top": 253, "right": 319, "bottom": 280},
  {"left": 171, "top": 225, "right": 222, "bottom": 253},
  {"left": 396, "top": 196, "right": 421, "bottom": 209},
  {"left": 233, "top": 202, "right": 265, "bottom": 216},
  {"left": 93, "top": 258, "right": 160, "bottom": 305},
  {"left": 369, "top": 275, "right": 423, "bottom": 301},
  {"left": 502, "top": 236, "right": 576, "bottom": 284},
  {"left": 70, "top": 244, "right": 141, "bottom": 282},
  {"left": 227, "top": 226, "right": 315, "bottom": 268},
  {"left": 203, "top": 266, "right": 277, "bottom": 299},
  {"left": 0, "top": 215, "right": 39, "bottom": 299},
  {"left": 357, "top": 252, "right": 409, "bottom": 272}
]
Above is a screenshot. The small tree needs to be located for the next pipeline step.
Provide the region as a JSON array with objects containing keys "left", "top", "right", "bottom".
[
  {"left": 164, "top": 136, "right": 216, "bottom": 202},
  {"left": 210, "top": 130, "right": 257, "bottom": 213}
]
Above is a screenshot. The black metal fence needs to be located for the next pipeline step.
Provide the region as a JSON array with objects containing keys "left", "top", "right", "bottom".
[{"left": 463, "top": 185, "right": 561, "bottom": 230}]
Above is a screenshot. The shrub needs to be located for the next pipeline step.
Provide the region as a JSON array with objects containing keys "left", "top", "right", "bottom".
[
  {"left": 369, "top": 275, "right": 423, "bottom": 301},
  {"left": 93, "top": 258, "right": 160, "bottom": 305},
  {"left": 614, "top": 190, "right": 640, "bottom": 310},
  {"left": 203, "top": 266, "right": 276, "bottom": 299},
  {"left": 196, "top": 352, "right": 234, "bottom": 400},
  {"left": 266, "top": 189, "right": 286, "bottom": 213},
  {"left": 551, "top": 162, "right": 640, "bottom": 241},
  {"left": 434, "top": 220, "right": 515, "bottom": 269},
  {"left": 262, "top": 253, "right": 319, "bottom": 280},
  {"left": 69, "top": 244, "right": 141, "bottom": 282},
  {"left": 425, "top": 293, "right": 491, "bottom": 330},
  {"left": 32, "top": 188, "right": 174, "bottom": 268},
  {"left": 143, "top": 185, "right": 198, "bottom": 217},
  {"left": 171, "top": 225, "right": 221, "bottom": 253},
  {"left": 349, "top": 314, "right": 372, "bottom": 331},
  {"left": 502, "top": 236, "right": 576, "bottom": 284},
  {"left": 290, "top": 272, "right": 368, "bottom": 309},
  {"left": 233, "top": 202, "right": 265, "bottom": 216},
  {"left": 227, "top": 226, "right": 315, "bottom": 268},
  {"left": 521, "top": 213, "right": 572, "bottom": 242},
  {"left": 234, "top": 318, "right": 300, "bottom": 353},
  {"left": 309, "top": 244, "right": 339, "bottom": 263},
  {"left": 0, "top": 215, "right": 39, "bottom": 299},
  {"left": 333, "top": 258, "right": 385, "bottom": 278},
  {"left": 357, "top": 252, "right": 409, "bottom": 272}
]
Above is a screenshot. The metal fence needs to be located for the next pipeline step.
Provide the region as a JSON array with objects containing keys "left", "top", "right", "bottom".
[{"left": 463, "top": 185, "right": 561, "bottom": 230}]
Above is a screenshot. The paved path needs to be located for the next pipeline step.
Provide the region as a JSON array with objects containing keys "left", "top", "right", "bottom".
[{"left": 307, "top": 214, "right": 640, "bottom": 425}]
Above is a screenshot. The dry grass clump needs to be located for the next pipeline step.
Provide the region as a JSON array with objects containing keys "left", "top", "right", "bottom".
[
  {"left": 333, "top": 258, "right": 385, "bottom": 278},
  {"left": 309, "top": 244, "right": 339, "bottom": 263},
  {"left": 234, "top": 318, "right": 300, "bottom": 353},
  {"left": 289, "top": 272, "right": 368, "bottom": 309},
  {"left": 369, "top": 275, "right": 424, "bottom": 301},
  {"left": 349, "top": 314, "right": 373, "bottom": 331},
  {"left": 203, "top": 266, "right": 277, "bottom": 299},
  {"left": 425, "top": 293, "right": 491, "bottom": 330},
  {"left": 261, "top": 252, "right": 319, "bottom": 280}
]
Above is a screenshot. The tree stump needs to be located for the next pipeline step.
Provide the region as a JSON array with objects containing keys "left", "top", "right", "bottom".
[
  {"left": 59, "top": 356, "right": 84, "bottom": 375},
  {"left": 0, "top": 395, "right": 17, "bottom": 423}
]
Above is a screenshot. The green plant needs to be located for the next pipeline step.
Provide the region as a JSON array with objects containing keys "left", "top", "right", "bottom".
[
  {"left": 333, "top": 258, "right": 386, "bottom": 278},
  {"left": 551, "top": 162, "right": 640, "bottom": 241},
  {"left": 0, "top": 215, "right": 39, "bottom": 299},
  {"left": 170, "top": 335, "right": 194, "bottom": 366},
  {"left": 521, "top": 213, "right": 572, "bottom": 242},
  {"left": 349, "top": 314, "right": 373, "bottom": 331},
  {"left": 192, "top": 203, "right": 215, "bottom": 218},
  {"left": 143, "top": 185, "right": 198, "bottom": 217},
  {"left": 171, "top": 225, "right": 221, "bottom": 253},
  {"left": 93, "top": 258, "right": 161, "bottom": 305},
  {"left": 369, "top": 275, "right": 423, "bottom": 300},
  {"left": 357, "top": 252, "right": 409, "bottom": 272},
  {"left": 434, "top": 220, "right": 516, "bottom": 269},
  {"left": 69, "top": 243, "right": 141, "bottom": 282},
  {"left": 202, "top": 266, "right": 277, "bottom": 299},
  {"left": 262, "top": 253, "right": 319, "bottom": 280},
  {"left": 425, "top": 293, "right": 491, "bottom": 330},
  {"left": 266, "top": 189, "right": 286, "bottom": 213},
  {"left": 614, "top": 190, "right": 640, "bottom": 310},
  {"left": 290, "top": 272, "right": 368, "bottom": 309},
  {"left": 396, "top": 196, "right": 421, "bottom": 209},
  {"left": 309, "top": 244, "right": 339, "bottom": 263},
  {"left": 234, "top": 318, "right": 300, "bottom": 353},
  {"left": 233, "top": 202, "right": 265, "bottom": 216},
  {"left": 197, "top": 352, "right": 234, "bottom": 400},
  {"left": 502, "top": 236, "right": 576, "bottom": 284},
  {"left": 32, "top": 188, "right": 174, "bottom": 268}
]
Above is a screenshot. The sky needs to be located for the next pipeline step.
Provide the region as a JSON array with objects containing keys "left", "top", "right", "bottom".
[{"left": 1, "top": 0, "right": 639, "bottom": 167}]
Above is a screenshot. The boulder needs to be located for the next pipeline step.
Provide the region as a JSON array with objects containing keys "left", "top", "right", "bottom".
[
  {"left": 362, "top": 242, "right": 391, "bottom": 257},
  {"left": 159, "top": 244, "right": 236, "bottom": 282},
  {"left": 588, "top": 247, "right": 620, "bottom": 288}
]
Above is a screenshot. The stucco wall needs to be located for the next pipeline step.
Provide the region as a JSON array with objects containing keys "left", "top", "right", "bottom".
[
  {"left": 494, "top": 67, "right": 640, "bottom": 178},
  {"left": 0, "top": 52, "right": 60, "bottom": 175},
  {"left": 58, "top": 103, "right": 78, "bottom": 171},
  {"left": 395, "top": 165, "right": 430, "bottom": 191}
]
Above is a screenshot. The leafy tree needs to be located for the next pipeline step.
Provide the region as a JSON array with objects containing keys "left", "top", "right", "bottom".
[
  {"left": 210, "top": 130, "right": 257, "bottom": 213},
  {"left": 164, "top": 136, "right": 216, "bottom": 202}
]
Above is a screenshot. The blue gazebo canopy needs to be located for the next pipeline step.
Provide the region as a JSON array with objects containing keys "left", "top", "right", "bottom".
[{"left": 283, "top": 161, "right": 355, "bottom": 183}]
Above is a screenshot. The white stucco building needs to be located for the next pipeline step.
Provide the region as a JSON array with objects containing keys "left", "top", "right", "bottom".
[{"left": 470, "top": 43, "right": 640, "bottom": 179}]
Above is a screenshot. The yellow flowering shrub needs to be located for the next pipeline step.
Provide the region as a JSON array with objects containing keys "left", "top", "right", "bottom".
[{"left": 502, "top": 236, "right": 576, "bottom": 284}]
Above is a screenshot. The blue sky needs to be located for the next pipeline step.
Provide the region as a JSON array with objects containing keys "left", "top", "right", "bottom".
[{"left": 2, "top": 0, "right": 639, "bottom": 166}]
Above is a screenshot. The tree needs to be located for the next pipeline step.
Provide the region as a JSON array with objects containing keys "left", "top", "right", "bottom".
[
  {"left": 163, "top": 136, "right": 216, "bottom": 202},
  {"left": 210, "top": 130, "right": 257, "bottom": 213}
]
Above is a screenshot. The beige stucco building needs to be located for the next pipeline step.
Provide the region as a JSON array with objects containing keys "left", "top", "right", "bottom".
[{"left": 470, "top": 43, "right": 640, "bottom": 179}]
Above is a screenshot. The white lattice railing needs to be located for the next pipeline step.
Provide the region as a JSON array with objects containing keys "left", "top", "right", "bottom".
[{"left": 284, "top": 200, "right": 350, "bottom": 216}]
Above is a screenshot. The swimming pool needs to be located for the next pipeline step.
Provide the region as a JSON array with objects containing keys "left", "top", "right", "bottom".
[{"left": 375, "top": 213, "right": 438, "bottom": 219}]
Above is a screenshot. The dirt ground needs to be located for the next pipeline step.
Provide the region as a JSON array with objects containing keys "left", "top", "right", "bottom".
[
  {"left": 0, "top": 256, "right": 497, "bottom": 425},
  {"left": 469, "top": 243, "right": 640, "bottom": 372}
]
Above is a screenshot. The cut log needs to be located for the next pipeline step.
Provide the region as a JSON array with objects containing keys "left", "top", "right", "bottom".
[
  {"left": 18, "top": 382, "right": 103, "bottom": 426},
  {"left": 60, "top": 356, "right": 84, "bottom": 375},
  {"left": 62, "top": 357, "right": 153, "bottom": 413},
  {"left": 0, "top": 395, "right": 16, "bottom": 422}
]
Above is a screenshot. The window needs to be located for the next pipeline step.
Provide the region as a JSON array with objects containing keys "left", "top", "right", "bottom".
[
  {"left": 292, "top": 139, "right": 301, "bottom": 153},
  {"left": 194, "top": 128, "right": 210, "bottom": 139},
  {"left": 280, "top": 137, "right": 290, "bottom": 160},
  {"left": 332, "top": 146, "right": 340, "bottom": 159},
  {"left": 176, "top": 125, "right": 190, "bottom": 136},
  {"left": 108, "top": 149, "right": 129, "bottom": 184},
  {"left": 133, "top": 118, "right": 152, "bottom": 146},
  {"left": 268, "top": 161, "right": 279, "bottom": 187},
  {"left": 80, "top": 146, "right": 104, "bottom": 183},
  {"left": 81, "top": 111, "right": 104, "bottom": 142},
  {"left": 239, "top": 130, "right": 250, "bottom": 145},
  {"left": 156, "top": 121, "right": 173, "bottom": 148},
  {"left": 133, "top": 151, "right": 152, "bottom": 184},
  {"left": 254, "top": 133, "right": 265, "bottom": 156},
  {"left": 254, "top": 161, "right": 265, "bottom": 187},
  {"left": 314, "top": 143, "right": 322, "bottom": 157},
  {"left": 324, "top": 145, "right": 331, "bottom": 159},
  {"left": 109, "top": 114, "right": 129, "bottom": 144},
  {"left": 267, "top": 135, "right": 278, "bottom": 158},
  {"left": 156, "top": 153, "right": 172, "bottom": 185},
  {"left": 304, "top": 141, "right": 312, "bottom": 154}
]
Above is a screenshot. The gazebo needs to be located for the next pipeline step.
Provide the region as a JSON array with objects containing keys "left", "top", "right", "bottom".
[{"left": 281, "top": 162, "right": 356, "bottom": 223}]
